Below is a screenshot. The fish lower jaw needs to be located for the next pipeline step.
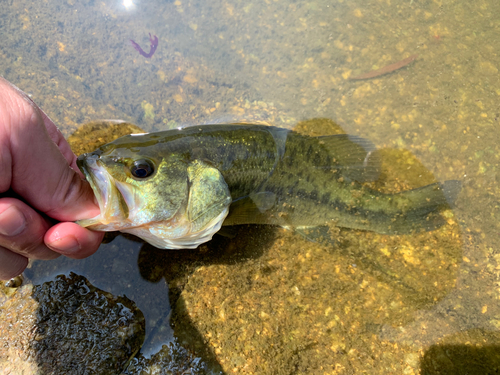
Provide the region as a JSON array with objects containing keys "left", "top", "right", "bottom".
[
  {"left": 76, "top": 215, "right": 106, "bottom": 229},
  {"left": 122, "top": 207, "right": 229, "bottom": 249},
  {"left": 76, "top": 215, "right": 131, "bottom": 231}
]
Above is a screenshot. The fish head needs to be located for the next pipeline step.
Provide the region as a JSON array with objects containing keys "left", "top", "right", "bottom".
[
  {"left": 76, "top": 132, "right": 231, "bottom": 249},
  {"left": 77, "top": 137, "right": 189, "bottom": 232}
]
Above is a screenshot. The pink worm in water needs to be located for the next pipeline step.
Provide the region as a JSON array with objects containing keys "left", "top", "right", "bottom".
[
  {"left": 350, "top": 54, "right": 419, "bottom": 80},
  {"left": 130, "top": 33, "right": 159, "bottom": 58}
]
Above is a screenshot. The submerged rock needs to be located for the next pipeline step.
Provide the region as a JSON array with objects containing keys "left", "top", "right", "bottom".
[
  {"left": 0, "top": 273, "right": 145, "bottom": 374},
  {"left": 124, "top": 340, "right": 210, "bottom": 375},
  {"left": 67, "top": 120, "right": 145, "bottom": 156}
]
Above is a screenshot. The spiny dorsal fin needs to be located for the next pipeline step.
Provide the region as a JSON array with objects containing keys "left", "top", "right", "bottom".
[{"left": 316, "top": 134, "right": 381, "bottom": 183}]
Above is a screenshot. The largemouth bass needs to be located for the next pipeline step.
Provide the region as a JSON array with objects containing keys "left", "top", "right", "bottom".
[{"left": 77, "top": 124, "right": 460, "bottom": 249}]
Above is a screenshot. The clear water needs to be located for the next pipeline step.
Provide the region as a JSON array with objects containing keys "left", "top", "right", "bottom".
[{"left": 2, "top": 0, "right": 500, "bottom": 373}]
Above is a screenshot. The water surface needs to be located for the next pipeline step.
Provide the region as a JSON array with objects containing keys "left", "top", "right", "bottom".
[{"left": 1, "top": 0, "right": 500, "bottom": 373}]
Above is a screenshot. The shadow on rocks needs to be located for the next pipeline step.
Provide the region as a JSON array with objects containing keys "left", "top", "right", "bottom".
[
  {"left": 420, "top": 329, "right": 500, "bottom": 375},
  {"left": 135, "top": 224, "right": 278, "bottom": 373}
]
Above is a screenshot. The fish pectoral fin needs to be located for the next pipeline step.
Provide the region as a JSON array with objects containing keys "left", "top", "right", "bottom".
[
  {"left": 224, "top": 195, "right": 277, "bottom": 226},
  {"left": 216, "top": 226, "right": 239, "bottom": 239},
  {"left": 249, "top": 191, "right": 277, "bottom": 212},
  {"left": 187, "top": 160, "right": 232, "bottom": 234},
  {"left": 316, "top": 134, "right": 381, "bottom": 182}
]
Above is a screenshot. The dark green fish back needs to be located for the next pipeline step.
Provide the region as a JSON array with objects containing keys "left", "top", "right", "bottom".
[{"left": 220, "top": 127, "right": 458, "bottom": 234}]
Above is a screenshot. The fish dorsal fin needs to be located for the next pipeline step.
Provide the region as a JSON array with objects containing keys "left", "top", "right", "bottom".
[{"left": 316, "top": 134, "right": 381, "bottom": 183}]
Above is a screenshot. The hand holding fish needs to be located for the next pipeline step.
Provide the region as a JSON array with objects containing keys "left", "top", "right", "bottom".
[{"left": 0, "top": 77, "right": 104, "bottom": 280}]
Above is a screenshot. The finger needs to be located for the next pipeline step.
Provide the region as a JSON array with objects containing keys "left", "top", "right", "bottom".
[
  {"left": 45, "top": 222, "right": 104, "bottom": 259},
  {"left": 0, "top": 198, "right": 60, "bottom": 260},
  {"left": 0, "top": 78, "right": 100, "bottom": 221},
  {"left": 0, "top": 246, "right": 28, "bottom": 280}
]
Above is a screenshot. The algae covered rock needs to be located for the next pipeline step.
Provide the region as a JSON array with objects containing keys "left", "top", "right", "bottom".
[
  {"left": 67, "top": 120, "right": 145, "bottom": 156},
  {"left": 0, "top": 273, "right": 145, "bottom": 374},
  {"left": 125, "top": 341, "right": 210, "bottom": 375}
]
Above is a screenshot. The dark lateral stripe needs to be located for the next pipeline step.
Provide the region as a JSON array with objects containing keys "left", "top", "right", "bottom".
[{"left": 287, "top": 187, "right": 441, "bottom": 227}]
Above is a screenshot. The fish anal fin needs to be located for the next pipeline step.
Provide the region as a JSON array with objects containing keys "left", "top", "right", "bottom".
[{"left": 294, "top": 225, "right": 335, "bottom": 245}]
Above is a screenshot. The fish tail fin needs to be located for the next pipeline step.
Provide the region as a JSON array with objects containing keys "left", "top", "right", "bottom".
[
  {"left": 383, "top": 180, "right": 461, "bottom": 234},
  {"left": 400, "top": 179, "right": 461, "bottom": 210}
]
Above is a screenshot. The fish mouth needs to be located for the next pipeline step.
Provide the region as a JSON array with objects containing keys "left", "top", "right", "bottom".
[{"left": 76, "top": 154, "right": 131, "bottom": 230}]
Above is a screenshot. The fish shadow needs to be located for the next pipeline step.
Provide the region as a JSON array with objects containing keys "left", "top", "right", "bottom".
[
  {"left": 134, "top": 224, "right": 278, "bottom": 373},
  {"left": 421, "top": 343, "right": 500, "bottom": 375}
]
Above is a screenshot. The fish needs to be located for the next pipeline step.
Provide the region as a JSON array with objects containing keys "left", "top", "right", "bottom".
[
  {"left": 76, "top": 124, "right": 460, "bottom": 249},
  {"left": 350, "top": 54, "right": 419, "bottom": 80}
]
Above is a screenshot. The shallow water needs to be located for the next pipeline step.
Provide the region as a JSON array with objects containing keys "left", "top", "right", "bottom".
[{"left": 1, "top": 0, "right": 500, "bottom": 373}]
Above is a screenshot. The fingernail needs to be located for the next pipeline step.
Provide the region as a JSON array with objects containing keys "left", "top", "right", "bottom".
[
  {"left": 48, "top": 235, "right": 81, "bottom": 254},
  {"left": 0, "top": 206, "right": 26, "bottom": 236}
]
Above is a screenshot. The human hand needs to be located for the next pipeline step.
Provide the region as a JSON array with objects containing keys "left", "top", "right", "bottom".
[{"left": 0, "top": 77, "right": 104, "bottom": 280}]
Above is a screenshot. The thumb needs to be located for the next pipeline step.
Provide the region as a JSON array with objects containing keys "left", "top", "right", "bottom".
[{"left": 0, "top": 79, "right": 99, "bottom": 221}]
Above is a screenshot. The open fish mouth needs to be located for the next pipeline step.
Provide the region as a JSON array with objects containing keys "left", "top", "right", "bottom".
[{"left": 76, "top": 154, "right": 131, "bottom": 230}]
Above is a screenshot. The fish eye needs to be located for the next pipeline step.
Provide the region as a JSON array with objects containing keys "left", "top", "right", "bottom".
[{"left": 130, "top": 159, "right": 155, "bottom": 178}]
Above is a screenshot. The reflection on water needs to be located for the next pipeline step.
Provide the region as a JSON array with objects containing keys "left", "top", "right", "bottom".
[{"left": 1, "top": 0, "right": 500, "bottom": 372}]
